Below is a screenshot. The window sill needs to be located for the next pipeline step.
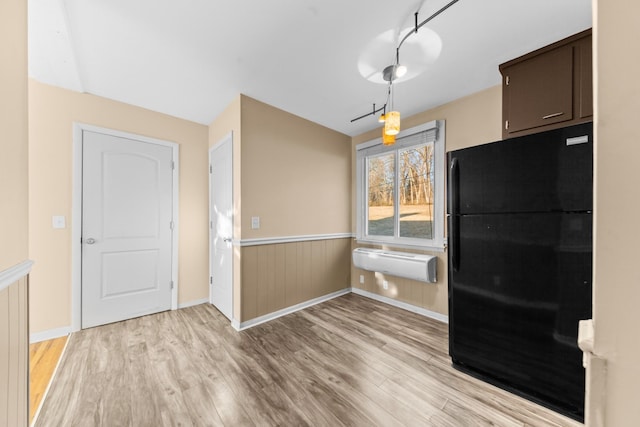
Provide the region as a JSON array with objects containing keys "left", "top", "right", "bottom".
[{"left": 355, "top": 238, "right": 446, "bottom": 253}]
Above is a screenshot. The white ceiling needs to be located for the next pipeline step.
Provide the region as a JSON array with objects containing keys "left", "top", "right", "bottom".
[{"left": 28, "top": 0, "right": 592, "bottom": 137}]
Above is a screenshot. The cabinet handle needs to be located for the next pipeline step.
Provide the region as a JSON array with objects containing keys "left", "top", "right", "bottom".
[{"left": 542, "top": 112, "right": 564, "bottom": 120}]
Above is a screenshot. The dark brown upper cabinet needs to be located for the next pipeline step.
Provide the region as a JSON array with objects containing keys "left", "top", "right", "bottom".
[{"left": 500, "top": 29, "right": 592, "bottom": 139}]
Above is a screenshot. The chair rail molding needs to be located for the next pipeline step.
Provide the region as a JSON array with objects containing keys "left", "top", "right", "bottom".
[{"left": 0, "top": 260, "right": 34, "bottom": 292}]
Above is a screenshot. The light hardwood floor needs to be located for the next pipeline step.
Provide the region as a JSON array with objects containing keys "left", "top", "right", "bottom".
[
  {"left": 35, "top": 294, "right": 583, "bottom": 426},
  {"left": 29, "top": 335, "right": 68, "bottom": 423}
]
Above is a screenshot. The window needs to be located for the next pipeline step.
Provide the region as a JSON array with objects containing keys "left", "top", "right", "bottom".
[{"left": 356, "top": 120, "right": 445, "bottom": 250}]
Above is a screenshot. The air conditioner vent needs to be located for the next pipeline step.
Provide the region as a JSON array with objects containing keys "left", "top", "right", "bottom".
[{"left": 352, "top": 248, "right": 437, "bottom": 283}]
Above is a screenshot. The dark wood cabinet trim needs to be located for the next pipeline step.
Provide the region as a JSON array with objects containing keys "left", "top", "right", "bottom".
[
  {"left": 500, "top": 29, "right": 592, "bottom": 139},
  {"left": 499, "top": 29, "right": 592, "bottom": 74}
]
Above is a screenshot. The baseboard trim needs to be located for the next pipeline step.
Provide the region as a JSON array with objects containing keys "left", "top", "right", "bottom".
[
  {"left": 351, "top": 287, "right": 449, "bottom": 324},
  {"left": 30, "top": 326, "right": 72, "bottom": 344},
  {"left": 178, "top": 298, "right": 209, "bottom": 309},
  {"left": 30, "top": 333, "right": 71, "bottom": 427},
  {"left": 233, "top": 288, "right": 352, "bottom": 331}
]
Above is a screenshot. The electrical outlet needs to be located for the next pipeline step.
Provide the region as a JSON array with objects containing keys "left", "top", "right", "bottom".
[
  {"left": 382, "top": 280, "right": 389, "bottom": 290},
  {"left": 359, "top": 275, "right": 364, "bottom": 284}
]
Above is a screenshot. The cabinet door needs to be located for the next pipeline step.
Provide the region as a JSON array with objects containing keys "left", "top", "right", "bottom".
[
  {"left": 504, "top": 45, "right": 574, "bottom": 134},
  {"left": 577, "top": 35, "right": 593, "bottom": 120}
]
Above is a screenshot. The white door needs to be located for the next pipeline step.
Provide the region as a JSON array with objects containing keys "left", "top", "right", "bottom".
[
  {"left": 209, "top": 135, "right": 233, "bottom": 320},
  {"left": 82, "top": 130, "right": 174, "bottom": 329}
]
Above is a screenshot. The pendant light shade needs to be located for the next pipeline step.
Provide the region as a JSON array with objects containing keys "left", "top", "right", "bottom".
[
  {"left": 384, "top": 111, "right": 400, "bottom": 136},
  {"left": 382, "top": 126, "right": 396, "bottom": 145}
]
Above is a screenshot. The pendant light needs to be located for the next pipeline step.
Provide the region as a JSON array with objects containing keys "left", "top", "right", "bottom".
[
  {"left": 350, "top": 0, "right": 460, "bottom": 138},
  {"left": 384, "top": 111, "right": 400, "bottom": 136},
  {"left": 384, "top": 79, "right": 400, "bottom": 136}
]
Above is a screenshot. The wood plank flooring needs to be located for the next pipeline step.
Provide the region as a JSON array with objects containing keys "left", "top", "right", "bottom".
[
  {"left": 29, "top": 335, "right": 68, "bottom": 423},
  {"left": 34, "top": 294, "right": 583, "bottom": 426}
]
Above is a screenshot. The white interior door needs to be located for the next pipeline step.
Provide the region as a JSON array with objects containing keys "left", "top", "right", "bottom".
[
  {"left": 209, "top": 135, "right": 233, "bottom": 320},
  {"left": 82, "top": 130, "right": 174, "bottom": 329}
]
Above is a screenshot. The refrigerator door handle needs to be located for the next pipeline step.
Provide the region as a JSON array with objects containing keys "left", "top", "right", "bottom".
[{"left": 450, "top": 158, "right": 460, "bottom": 272}]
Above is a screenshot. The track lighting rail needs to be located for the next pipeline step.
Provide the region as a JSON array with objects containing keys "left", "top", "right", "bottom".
[
  {"left": 351, "top": 0, "right": 461, "bottom": 124},
  {"left": 350, "top": 103, "right": 387, "bottom": 123},
  {"left": 398, "top": 0, "right": 460, "bottom": 50}
]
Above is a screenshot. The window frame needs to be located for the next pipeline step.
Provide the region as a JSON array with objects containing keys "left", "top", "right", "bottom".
[{"left": 356, "top": 120, "right": 446, "bottom": 251}]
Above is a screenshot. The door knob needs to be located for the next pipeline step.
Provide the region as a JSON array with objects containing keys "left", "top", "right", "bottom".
[
  {"left": 85, "top": 238, "right": 96, "bottom": 244},
  {"left": 223, "top": 237, "right": 232, "bottom": 243}
]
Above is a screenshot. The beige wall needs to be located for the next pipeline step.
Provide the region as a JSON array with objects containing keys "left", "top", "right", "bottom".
[
  {"left": 209, "top": 95, "right": 352, "bottom": 322},
  {"left": 241, "top": 96, "right": 352, "bottom": 238},
  {"left": 28, "top": 80, "right": 209, "bottom": 334},
  {"left": 1, "top": 0, "right": 29, "bottom": 424},
  {"left": 210, "top": 93, "right": 353, "bottom": 241},
  {"left": 350, "top": 85, "right": 502, "bottom": 316},
  {"left": 591, "top": 0, "right": 640, "bottom": 424},
  {"left": 239, "top": 96, "right": 352, "bottom": 322},
  {"left": 0, "top": 0, "right": 29, "bottom": 272}
]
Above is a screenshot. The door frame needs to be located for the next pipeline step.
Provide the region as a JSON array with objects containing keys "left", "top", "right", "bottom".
[
  {"left": 208, "top": 131, "right": 234, "bottom": 319},
  {"left": 71, "top": 123, "right": 179, "bottom": 332}
]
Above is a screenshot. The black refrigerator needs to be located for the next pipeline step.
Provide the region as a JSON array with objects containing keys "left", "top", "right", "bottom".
[{"left": 447, "top": 122, "right": 593, "bottom": 421}]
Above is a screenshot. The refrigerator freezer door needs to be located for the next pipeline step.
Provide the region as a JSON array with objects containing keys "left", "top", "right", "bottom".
[{"left": 448, "top": 122, "right": 593, "bottom": 215}]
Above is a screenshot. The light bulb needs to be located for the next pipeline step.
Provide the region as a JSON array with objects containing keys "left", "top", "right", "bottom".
[{"left": 395, "top": 64, "right": 407, "bottom": 78}]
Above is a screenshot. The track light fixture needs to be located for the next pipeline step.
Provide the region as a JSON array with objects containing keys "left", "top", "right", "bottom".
[
  {"left": 351, "top": 0, "right": 460, "bottom": 144},
  {"left": 382, "top": 63, "right": 407, "bottom": 82}
]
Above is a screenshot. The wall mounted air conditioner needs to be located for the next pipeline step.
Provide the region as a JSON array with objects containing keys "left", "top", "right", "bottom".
[{"left": 352, "top": 248, "right": 437, "bottom": 283}]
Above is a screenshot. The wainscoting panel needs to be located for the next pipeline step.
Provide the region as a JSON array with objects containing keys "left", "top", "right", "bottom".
[
  {"left": 241, "top": 238, "right": 350, "bottom": 322},
  {"left": 0, "top": 275, "right": 29, "bottom": 427}
]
